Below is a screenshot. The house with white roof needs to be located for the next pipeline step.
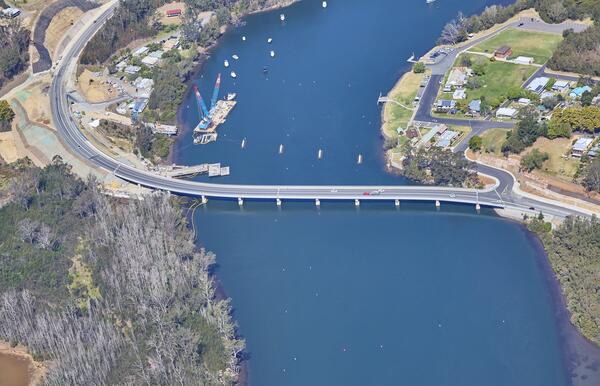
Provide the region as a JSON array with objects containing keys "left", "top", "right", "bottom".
[
  {"left": 526, "top": 77, "right": 550, "bottom": 94},
  {"left": 496, "top": 107, "right": 518, "bottom": 119},
  {"left": 513, "top": 56, "right": 534, "bottom": 65},
  {"left": 572, "top": 137, "right": 594, "bottom": 157}
]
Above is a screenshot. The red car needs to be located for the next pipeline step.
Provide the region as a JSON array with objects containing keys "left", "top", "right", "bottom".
[{"left": 362, "top": 192, "right": 370, "bottom": 196}]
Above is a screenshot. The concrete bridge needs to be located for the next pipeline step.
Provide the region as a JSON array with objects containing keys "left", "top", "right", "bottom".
[{"left": 49, "top": 2, "right": 593, "bottom": 221}]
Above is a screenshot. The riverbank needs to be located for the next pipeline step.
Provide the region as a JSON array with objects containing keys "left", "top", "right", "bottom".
[{"left": 0, "top": 341, "right": 45, "bottom": 386}]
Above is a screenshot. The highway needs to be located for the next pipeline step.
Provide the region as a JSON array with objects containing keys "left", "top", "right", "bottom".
[{"left": 49, "top": 4, "right": 594, "bottom": 219}]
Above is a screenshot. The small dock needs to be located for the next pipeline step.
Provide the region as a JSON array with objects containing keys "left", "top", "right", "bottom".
[{"left": 155, "top": 163, "right": 231, "bottom": 178}]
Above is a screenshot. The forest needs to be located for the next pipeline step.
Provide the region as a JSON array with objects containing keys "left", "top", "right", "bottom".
[
  {"left": 0, "top": 158, "right": 243, "bottom": 385},
  {"left": 527, "top": 215, "right": 600, "bottom": 345},
  {"left": 0, "top": 19, "right": 30, "bottom": 89}
]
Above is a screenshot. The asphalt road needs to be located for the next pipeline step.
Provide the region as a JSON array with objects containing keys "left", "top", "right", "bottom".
[{"left": 49, "top": 4, "right": 593, "bottom": 219}]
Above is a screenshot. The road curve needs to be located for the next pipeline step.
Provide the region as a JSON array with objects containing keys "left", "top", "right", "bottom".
[{"left": 50, "top": 4, "right": 593, "bottom": 219}]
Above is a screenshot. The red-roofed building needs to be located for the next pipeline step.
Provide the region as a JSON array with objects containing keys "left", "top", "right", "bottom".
[{"left": 166, "top": 8, "right": 182, "bottom": 17}]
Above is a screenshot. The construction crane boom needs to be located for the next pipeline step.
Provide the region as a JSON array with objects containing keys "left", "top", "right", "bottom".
[
  {"left": 210, "top": 73, "right": 221, "bottom": 111},
  {"left": 193, "top": 85, "right": 210, "bottom": 118}
]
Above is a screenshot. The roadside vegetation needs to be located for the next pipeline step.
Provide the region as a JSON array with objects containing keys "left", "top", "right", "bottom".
[
  {"left": 0, "top": 158, "right": 244, "bottom": 385},
  {"left": 527, "top": 215, "right": 600, "bottom": 345},
  {"left": 0, "top": 19, "right": 30, "bottom": 90},
  {"left": 400, "top": 144, "right": 480, "bottom": 188},
  {"left": 0, "top": 100, "right": 15, "bottom": 132}
]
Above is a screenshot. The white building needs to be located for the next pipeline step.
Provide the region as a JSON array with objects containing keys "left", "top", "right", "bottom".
[
  {"left": 513, "top": 56, "right": 534, "bottom": 65},
  {"left": 141, "top": 56, "right": 160, "bottom": 66},
  {"left": 552, "top": 80, "right": 571, "bottom": 92},
  {"left": 517, "top": 98, "right": 531, "bottom": 105},
  {"left": 132, "top": 46, "right": 149, "bottom": 57},
  {"left": 572, "top": 138, "right": 594, "bottom": 157},
  {"left": 496, "top": 107, "right": 518, "bottom": 119},
  {"left": 452, "top": 89, "right": 467, "bottom": 100},
  {"left": 124, "top": 65, "right": 141, "bottom": 74},
  {"left": 526, "top": 77, "right": 550, "bottom": 94},
  {"left": 2, "top": 8, "right": 21, "bottom": 18}
]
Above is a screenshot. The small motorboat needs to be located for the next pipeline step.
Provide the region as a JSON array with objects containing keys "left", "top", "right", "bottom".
[
  {"left": 230, "top": 71, "right": 237, "bottom": 78},
  {"left": 322, "top": 1, "right": 327, "bottom": 8},
  {"left": 232, "top": 54, "right": 239, "bottom": 60},
  {"left": 242, "top": 36, "right": 246, "bottom": 41},
  {"left": 268, "top": 38, "right": 273, "bottom": 44},
  {"left": 224, "top": 60, "right": 229, "bottom": 67},
  {"left": 270, "top": 50, "right": 275, "bottom": 58},
  {"left": 280, "top": 14, "right": 285, "bottom": 21}
]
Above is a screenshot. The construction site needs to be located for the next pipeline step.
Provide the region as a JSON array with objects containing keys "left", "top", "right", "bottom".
[{"left": 192, "top": 73, "right": 237, "bottom": 145}]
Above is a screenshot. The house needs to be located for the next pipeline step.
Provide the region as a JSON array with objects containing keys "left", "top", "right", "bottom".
[
  {"left": 572, "top": 138, "right": 594, "bottom": 157},
  {"left": 2, "top": 7, "right": 21, "bottom": 18},
  {"left": 452, "top": 89, "right": 466, "bottom": 100},
  {"left": 163, "top": 37, "right": 180, "bottom": 51},
  {"left": 133, "top": 77, "right": 154, "bottom": 90},
  {"left": 132, "top": 46, "right": 149, "bottom": 57},
  {"left": 405, "top": 128, "right": 419, "bottom": 139},
  {"left": 116, "top": 61, "right": 127, "bottom": 71},
  {"left": 165, "top": 8, "right": 182, "bottom": 17},
  {"left": 124, "top": 65, "right": 141, "bottom": 74},
  {"left": 148, "top": 50, "right": 164, "bottom": 59},
  {"left": 552, "top": 80, "right": 570, "bottom": 92},
  {"left": 131, "top": 98, "right": 149, "bottom": 115},
  {"left": 468, "top": 99, "right": 481, "bottom": 115},
  {"left": 436, "top": 130, "right": 459, "bottom": 148},
  {"left": 496, "top": 107, "right": 518, "bottom": 119},
  {"left": 445, "top": 67, "right": 472, "bottom": 89},
  {"left": 513, "top": 56, "right": 534, "bottom": 65},
  {"left": 141, "top": 56, "right": 160, "bottom": 66},
  {"left": 518, "top": 98, "right": 531, "bottom": 105},
  {"left": 570, "top": 86, "right": 592, "bottom": 99},
  {"left": 526, "top": 77, "right": 550, "bottom": 94},
  {"left": 88, "top": 119, "right": 101, "bottom": 129},
  {"left": 417, "top": 124, "right": 447, "bottom": 148},
  {"left": 494, "top": 45, "right": 512, "bottom": 59},
  {"left": 435, "top": 99, "right": 456, "bottom": 113}
]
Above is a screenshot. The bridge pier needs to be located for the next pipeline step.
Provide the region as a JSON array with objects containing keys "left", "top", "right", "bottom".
[
  {"left": 315, "top": 198, "right": 321, "bottom": 207},
  {"left": 355, "top": 199, "right": 360, "bottom": 207},
  {"left": 395, "top": 199, "right": 400, "bottom": 207},
  {"left": 201, "top": 195, "right": 208, "bottom": 204},
  {"left": 276, "top": 198, "right": 282, "bottom": 207},
  {"left": 238, "top": 197, "right": 243, "bottom": 206},
  {"left": 435, "top": 200, "right": 440, "bottom": 208}
]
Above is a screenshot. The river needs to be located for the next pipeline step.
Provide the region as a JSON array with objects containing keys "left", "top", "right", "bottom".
[{"left": 175, "top": 0, "right": 600, "bottom": 385}]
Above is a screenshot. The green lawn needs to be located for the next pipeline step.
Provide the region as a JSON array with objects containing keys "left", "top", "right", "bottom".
[
  {"left": 382, "top": 71, "right": 428, "bottom": 138},
  {"left": 470, "top": 28, "right": 563, "bottom": 64},
  {"left": 457, "top": 54, "right": 537, "bottom": 107},
  {"left": 481, "top": 128, "right": 510, "bottom": 155}
]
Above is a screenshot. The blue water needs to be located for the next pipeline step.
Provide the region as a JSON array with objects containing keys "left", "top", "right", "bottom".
[{"left": 176, "top": 0, "right": 581, "bottom": 385}]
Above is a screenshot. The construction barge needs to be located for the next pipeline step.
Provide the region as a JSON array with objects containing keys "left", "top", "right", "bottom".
[{"left": 192, "top": 73, "right": 237, "bottom": 145}]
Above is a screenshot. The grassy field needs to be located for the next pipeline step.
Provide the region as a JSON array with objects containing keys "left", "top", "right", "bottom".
[
  {"left": 457, "top": 54, "right": 537, "bottom": 106},
  {"left": 530, "top": 137, "right": 580, "bottom": 178},
  {"left": 470, "top": 28, "right": 563, "bottom": 64},
  {"left": 481, "top": 128, "right": 510, "bottom": 155},
  {"left": 382, "top": 70, "right": 429, "bottom": 138}
]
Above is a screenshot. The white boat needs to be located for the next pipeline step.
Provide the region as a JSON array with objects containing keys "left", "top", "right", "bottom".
[
  {"left": 426, "top": 0, "right": 436, "bottom": 3},
  {"left": 268, "top": 38, "right": 273, "bottom": 44},
  {"left": 230, "top": 71, "right": 237, "bottom": 78},
  {"left": 224, "top": 60, "right": 229, "bottom": 67},
  {"left": 242, "top": 36, "right": 246, "bottom": 41},
  {"left": 226, "top": 93, "right": 237, "bottom": 101},
  {"left": 322, "top": 1, "right": 327, "bottom": 8},
  {"left": 270, "top": 50, "right": 275, "bottom": 57},
  {"left": 280, "top": 13, "right": 285, "bottom": 21},
  {"left": 279, "top": 144, "right": 284, "bottom": 154},
  {"left": 232, "top": 54, "right": 239, "bottom": 60}
]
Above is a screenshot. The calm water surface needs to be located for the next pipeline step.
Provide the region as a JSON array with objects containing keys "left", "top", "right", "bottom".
[{"left": 175, "top": 0, "right": 594, "bottom": 384}]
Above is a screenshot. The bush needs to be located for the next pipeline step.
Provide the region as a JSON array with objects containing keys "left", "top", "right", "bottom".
[
  {"left": 520, "top": 149, "right": 549, "bottom": 172},
  {"left": 412, "top": 62, "right": 426, "bottom": 74},
  {"left": 468, "top": 135, "right": 483, "bottom": 152}
]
